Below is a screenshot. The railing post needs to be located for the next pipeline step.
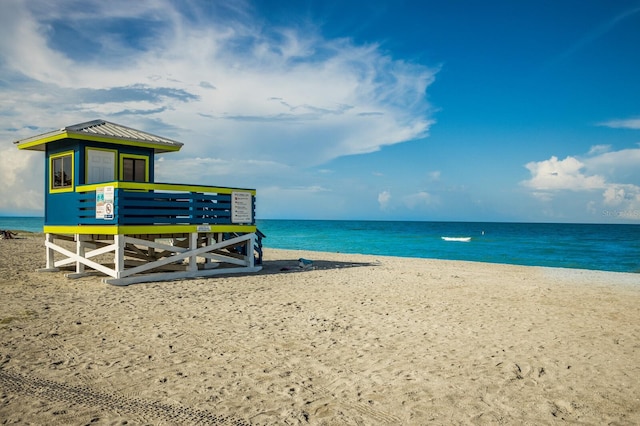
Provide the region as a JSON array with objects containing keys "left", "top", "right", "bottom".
[{"left": 189, "top": 191, "right": 196, "bottom": 222}]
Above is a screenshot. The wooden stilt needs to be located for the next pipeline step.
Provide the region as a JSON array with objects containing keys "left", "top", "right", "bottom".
[
  {"left": 188, "top": 233, "right": 198, "bottom": 272},
  {"left": 76, "top": 234, "right": 86, "bottom": 274},
  {"left": 37, "top": 231, "right": 262, "bottom": 285},
  {"left": 114, "top": 235, "right": 125, "bottom": 279},
  {"left": 37, "top": 233, "right": 60, "bottom": 272}
]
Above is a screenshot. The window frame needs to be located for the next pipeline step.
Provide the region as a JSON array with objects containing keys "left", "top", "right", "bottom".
[
  {"left": 85, "top": 147, "right": 117, "bottom": 184},
  {"left": 119, "top": 153, "right": 149, "bottom": 183},
  {"left": 49, "top": 151, "right": 75, "bottom": 193}
]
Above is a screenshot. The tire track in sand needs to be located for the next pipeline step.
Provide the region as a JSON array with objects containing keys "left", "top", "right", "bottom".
[{"left": 0, "top": 368, "right": 250, "bottom": 425}]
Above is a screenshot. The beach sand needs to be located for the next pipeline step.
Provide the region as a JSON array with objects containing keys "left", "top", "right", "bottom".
[{"left": 1, "top": 232, "right": 639, "bottom": 425}]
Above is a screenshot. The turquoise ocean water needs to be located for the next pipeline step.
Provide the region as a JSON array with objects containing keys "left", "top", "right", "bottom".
[
  {"left": 2, "top": 217, "right": 639, "bottom": 273},
  {"left": 256, "top": 220, "right": 640, "bottom": 274}
]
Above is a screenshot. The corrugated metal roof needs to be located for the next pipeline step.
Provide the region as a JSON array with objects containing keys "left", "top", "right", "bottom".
[{"left": 14, "top": 119, "right": 184, "bottom": 153}]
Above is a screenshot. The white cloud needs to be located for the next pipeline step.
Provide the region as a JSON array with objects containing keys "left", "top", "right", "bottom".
[
  {"left": 598, "top": 117, "right": 640, "bottom": 129},
  {"left": 0, "top": 0, "right": 437, "bottom": 215},
  {"left": 403, "top": 191, "right": 435, "bottom": 209},
  {"left": 378, "top": 190, "right": 392, "bottom": 210},
  {"left": 583, "top": 147, "right": 640, "bottom": 178},
  {"left": 530, "top": 191, "right": 554, "bottom": 202},
  {"left": 258, "top": 184, "right": 339, "bottom": 219},
  {"left": 0, "top": 1, "right": 75, "bottom": 86},
  {"left": 603, "top": 184, "right": 640, "bottom": 206},
  {"left": 587, "top": 144, "right": 611, "bottom": 155},
  {"left": 522, "top": 148, "right": 640, "bottom": 220},
  {"left": 522, "top": 155, "right": 606, "bottom": 191},
  {"left": 428, "top": 171, "right": 441, "bottom": 181},
  {"left": 154, "top": 156, "right": 293, "bottom": 187},
  {"left": 0, "top": 147, "right": 43, "bottom": 213}
]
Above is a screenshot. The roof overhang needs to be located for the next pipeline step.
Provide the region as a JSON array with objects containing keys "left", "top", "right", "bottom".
[{"left": 14, "top": 119, "right": 184, "bottom": 153}]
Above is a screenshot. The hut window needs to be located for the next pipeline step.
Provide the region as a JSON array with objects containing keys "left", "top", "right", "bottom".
[
  {"left": 86, "top": 148, "right": 116, "bottom": 184},
  {"left": 51, "top": 153, "right": 73, "bottom": 190},
  {"left": 122, "top": 157, "right": 147, "bottom": 182}
]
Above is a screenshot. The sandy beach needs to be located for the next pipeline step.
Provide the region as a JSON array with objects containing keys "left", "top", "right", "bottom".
[{"left": 1, "top": 232, "right": 639, "bottom": 425}]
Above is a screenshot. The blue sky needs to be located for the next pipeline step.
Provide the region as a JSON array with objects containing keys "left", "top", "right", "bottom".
[{"left": 1, "top": 0, "right": 639, "bottom": 223}]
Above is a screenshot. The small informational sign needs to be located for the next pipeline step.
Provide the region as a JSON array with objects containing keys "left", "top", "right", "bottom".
[
  {"left": 96, "top": 186, "right": 115, "bottom": 220},
  {"left": 197, "top": 225, "right": 212, "bottom": 232},
  {"left": 231, "top": 192, "right": 252, "bottom": 223},
  {"left": 96, "top": 187, "right": 105, "bottom": 219}
]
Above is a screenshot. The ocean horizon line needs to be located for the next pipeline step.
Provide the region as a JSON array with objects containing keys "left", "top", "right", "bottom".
[
  {"left": 1, "top": 215, "right": 638, "bottom": 227},
  {"left": 2, "top": 217, "right": 638, "bottom": 273}
]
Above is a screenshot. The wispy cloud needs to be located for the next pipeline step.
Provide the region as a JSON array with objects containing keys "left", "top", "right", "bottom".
[
  {"left": 403, "top": 191, "right": 436, "bottom": 209},
  {"left": 427, "top": 171, "right": 441, "bottom": 181},
  {"left": 0, "top": 0, "right": 436, "bottom": 214},
  {"left": 597, "top": 117, "right": 640, "bottom": 130},
  {"left": 555, "top": 5, "right": 640, "bottom": 63},
  {"left": 0, "top": 0, "right": 436, "bottom": 148},
  {"left": 587, "top": 144, "right": 611, "bottom": 155}
]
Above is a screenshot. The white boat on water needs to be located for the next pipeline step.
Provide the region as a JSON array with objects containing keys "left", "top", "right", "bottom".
[{"left": 441, "top": 236, "right": 471, "bottom": 242}]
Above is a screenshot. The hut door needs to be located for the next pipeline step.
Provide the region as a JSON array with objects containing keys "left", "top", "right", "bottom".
[{"left": 87, "top": 149, "right": 116, "bottom": 184}]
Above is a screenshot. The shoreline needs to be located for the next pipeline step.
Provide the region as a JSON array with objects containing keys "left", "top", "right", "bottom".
[
  {"left": 1, "top": 233, "right": 639, "bottom": 424},
  {"left": 3, "top": 230, "right": 639, "bottom": 276}
]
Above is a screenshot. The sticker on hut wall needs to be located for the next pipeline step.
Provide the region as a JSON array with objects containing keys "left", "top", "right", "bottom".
[
  {"left": 96, "top": 187, "right": 105, "bottom": 219},
  {"left": 231, "top": 191, "right": 252, "bottom": 223},
  {"left": 96, "top": 186, "right": 114, "bottom": 220}
]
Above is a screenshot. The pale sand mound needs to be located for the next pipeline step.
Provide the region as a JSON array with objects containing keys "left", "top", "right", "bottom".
[{"left": 1, "top": 233, "right": 639, "bottom": 425}]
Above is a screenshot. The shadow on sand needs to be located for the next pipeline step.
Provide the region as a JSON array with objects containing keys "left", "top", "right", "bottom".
[{"left": 257, "top": 257, "right": 381, "bottom": 276}]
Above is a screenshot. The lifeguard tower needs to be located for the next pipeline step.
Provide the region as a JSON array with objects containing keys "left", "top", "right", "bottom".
[{"left": 15, "top": 119, "right": 262, "bottom": 285}]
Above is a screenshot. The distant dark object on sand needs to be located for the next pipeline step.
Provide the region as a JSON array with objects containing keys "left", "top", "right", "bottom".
[{"left": 1, "top": 230, "right": 17, "bottom": 239}]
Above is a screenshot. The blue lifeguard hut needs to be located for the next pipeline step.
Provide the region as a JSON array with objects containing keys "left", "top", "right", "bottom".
[{"left": 15, "top": 119, "right": 262, "bottom": 285}]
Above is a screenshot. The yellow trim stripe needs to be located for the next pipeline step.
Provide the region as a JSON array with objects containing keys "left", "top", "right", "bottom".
[
  {"left": 44, "top": 224, "right": 257, "bottom": 235},
  {"left": 76, "top": 181, "right": 256, "bottom": 195},
  {"left": 17, "top": 131, "right": 182, "bottom": 152},
  {"left": 16, "top": 132, "right": 68, "bottom": 150}
]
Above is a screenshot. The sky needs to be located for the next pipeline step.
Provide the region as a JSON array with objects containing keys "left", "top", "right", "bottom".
[{"left": 1, "top": 0, "right": 639, "bottom": 223}]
